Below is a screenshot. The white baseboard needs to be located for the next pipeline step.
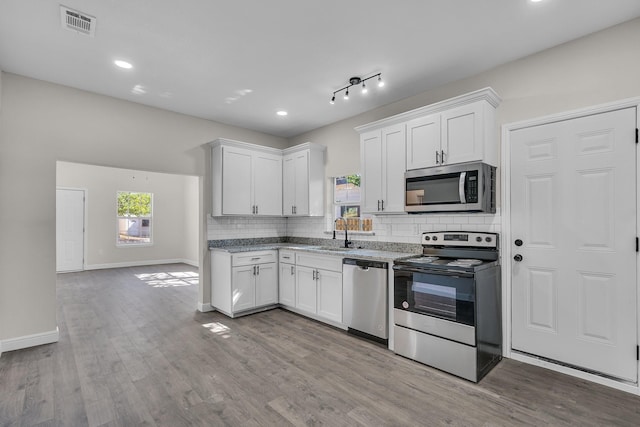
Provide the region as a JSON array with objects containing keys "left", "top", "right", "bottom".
[
  {"left": 198, "top": 302, "right": 214, "bottom": 312},
  {"left": 0, "top": 327, "right": 59, "bottom": 356},
  {"left": 85, "top": 258, "right": 199, "bottom": 270},
  {"left": 510, "top": 351, "right": 640, "bottom": 396}
]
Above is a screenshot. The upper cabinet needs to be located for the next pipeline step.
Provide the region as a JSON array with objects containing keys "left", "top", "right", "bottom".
[
  {"left": 358, "top": 87, "right": 501, "bottom": 173},
  {"left": 282, "top": 143, "right": 326, "bottom": 217},
  {"left": 212, "top": 141, "right": 282, "bottom": 216},
  {"left": 211, "top": 139, "right": 325, "bottom": 217},
  {"left": 360, "top": 123, "right": 406, "bottom": 214}
]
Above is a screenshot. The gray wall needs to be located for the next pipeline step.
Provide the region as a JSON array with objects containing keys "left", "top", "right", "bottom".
[{"left": 0, "top": 73, "right": 286, "bottom": 346}]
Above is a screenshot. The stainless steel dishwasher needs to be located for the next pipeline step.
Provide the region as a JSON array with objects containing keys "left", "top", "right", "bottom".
[{"left": 343, "top": 258, "right": 389, "bottom": 343}]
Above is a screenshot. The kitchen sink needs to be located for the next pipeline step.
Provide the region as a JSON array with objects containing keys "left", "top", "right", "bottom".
[{"left": 317, "top": 246, "right": 354, "bottom": 252}]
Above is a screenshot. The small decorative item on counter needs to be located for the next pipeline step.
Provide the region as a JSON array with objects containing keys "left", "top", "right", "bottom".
[
  {"left": 362, "top": 218, "right": 373, "bottom": 231},
  {"left": 347, "top": 217, "right": 360, "bottom": 231}
]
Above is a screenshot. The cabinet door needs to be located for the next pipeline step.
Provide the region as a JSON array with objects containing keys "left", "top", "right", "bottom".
[
  {"left": 406, "top": 114, "right": 441, "bottom": 170},
  {"left": 279, "top": 263, "right": 296, "bottom": 307},
  {"left": 295, "top": 266, "right": 317, "bottom": 314},
  {"left": 441, "top": 102, "right": 484, "bottom": 165},
  {"left": 282, "top": 154, "right": 296, "bottom": 215},
  {"left": 360, "top": 130, "right": 383, "bottom": 213},
  {"left": 231, "top": 265, "right": 255, "bottom": 312},
  {"left": 222, "top": 147, "right": 253, "bottom": 215},
  {"left": 293, "top": 151, "right": 310, "bottom": 216},
  {"left": 316, "top": 269, "right": 343, "bottom": 323},
  {"left": 381, "top": 124, "right": 406, "bottom": 213},
  {"left": 253, "top": 152, "right": 282, "bottom": 216},
  {"left": 255, "top": 263, "right": 278, "bottom": 307}
]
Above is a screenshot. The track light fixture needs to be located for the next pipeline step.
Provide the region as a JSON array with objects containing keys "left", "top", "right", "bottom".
[{"left": 330, "top": 73, "right": 383, "bottom": 104}]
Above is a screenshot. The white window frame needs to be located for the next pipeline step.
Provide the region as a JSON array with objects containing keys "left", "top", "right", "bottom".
[{"left": 116, "top": 191, "right": 154, "bottom": 247}]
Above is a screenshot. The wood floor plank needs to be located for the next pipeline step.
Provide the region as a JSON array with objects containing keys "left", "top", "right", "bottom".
[{"left": 2, "top": 263, "right": 640, "bottom": 426}]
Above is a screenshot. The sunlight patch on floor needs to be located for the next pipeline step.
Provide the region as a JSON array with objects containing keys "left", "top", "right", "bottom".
[
  {"left": 202, "top": 322, "right": 232, "bottom": 338},
  {"left": 135, "top": 271, "right": 199, "bottom": 288}
]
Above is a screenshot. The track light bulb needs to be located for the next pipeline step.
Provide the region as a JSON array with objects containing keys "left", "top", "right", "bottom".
[
  {"left": 378, "top": 75, "right": 384, "bottom": 87},
  {"left": 361, "top": 82, "right": 368, "bottom": 94},
  {"left": 330, "top": 95, "right": 335, "bottom": 104},
  {"left": 344, "top": 89, "right": 349, "bottom": 100}
]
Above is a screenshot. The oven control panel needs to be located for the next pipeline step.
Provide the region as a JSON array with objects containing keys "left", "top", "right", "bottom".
[{"left": 422, "top": 232, "right": 498, "bottom": 248}]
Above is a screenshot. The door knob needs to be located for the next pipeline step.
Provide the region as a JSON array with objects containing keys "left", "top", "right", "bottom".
[
  {"left": 514, "top": 254, "right": 523, "bottom": 262},
  {"left": 514, "top": 239, "right": 523, "bottom": 246}
]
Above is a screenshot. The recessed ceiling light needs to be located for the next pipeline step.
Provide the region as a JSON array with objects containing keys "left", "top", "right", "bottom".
[
  {"left": 114, "top": 60, "right": 133, "bottom": 69},
  {"left": 277, "top": 111, "right": 288, "bottom": 116},
  {"left": 530, "top": 0, "right": 543, "bottom": 2}
]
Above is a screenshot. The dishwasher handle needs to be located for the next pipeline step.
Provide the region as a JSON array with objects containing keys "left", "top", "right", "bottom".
[{"left": 343, "top": 258, "right": 388, "bottom": 270}]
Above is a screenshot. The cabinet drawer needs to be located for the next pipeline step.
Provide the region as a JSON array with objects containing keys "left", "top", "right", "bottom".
[
  {"left": 296, "top": 253, "right": 342, "bottom": 272},
  {"left": 232, "top": 250, "right": 277, "bottom": 267},
  {"left": 279, "top": 250, "right": 296, "bottom": 264}
]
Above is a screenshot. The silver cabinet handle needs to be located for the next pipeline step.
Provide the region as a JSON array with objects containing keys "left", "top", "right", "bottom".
[
  {"left": 252, "top": 265, "right": 256, "bottom": 275},
  {"left": 256, "top": 265, "right": 260, "bottom": 275},
  {"left": 251, "top": 257, "right": 260, "bottom": 261},
  {"left": 459, "top": 172, "right": 467, "bottom": 204},
  {"left": 256, "top": 205, "right": 258, "bottom": 215},
  {"left": 290, "top": 265, "right": 294, "bottom": 275},
  {"left": 377, "top": 200, "right": 381, "bottom": 211},
  {"left": 312, "top": 270, "right": 315, "bottom": 280},
  {"left": 291, "top": 206, "right": 294, "bottom": 215},
  {"left": 282, "top": 256, "right": 290, "bottom": 259},
  {"left": 441, "top": 150, "right": 445, "bottom": 164},
  {"left": 381, "top": 200, "right": 385, "bottom": 211},
  {"left": 315, "top": 270, "right": 320, "bottom": 281},
  {"left": 435, "top": 150, "right": 440, "bottom": 164}
]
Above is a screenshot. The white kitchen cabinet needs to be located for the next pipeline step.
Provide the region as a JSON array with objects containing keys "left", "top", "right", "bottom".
[
  {"left": 295, "top": 253, "right": 343, "bottom": 323},
  {"left": 406, "top": 113, "right": 441, "bottom": 170},
  {"left": 406, "top": 101, "right": 496, "bottom": 169},
  {"left": 278, "top": 250, "right": 296, "bottom": 308},
  {"left": 211, "top": 139, "right": 282, "bottom": 216},
  {"left": 282, "top": 143, "right": 325, "bottom": 216},
  {"left": 441, "top": 102, "right": 487, "bottom": 165},
  {"left": 211, "top": 250, "right": 278, "bottom": 317},
  {"left": 316, "top": 269, "right": 343, "bottom": 323},
  {"left": 295, "top": 265, "right": 317, "bottom": 314},
  {"left": 360, "top": 123, "right": 406, "bottom": 214},
  {"left": 357, "top": 87, "right": 501, "bottom": 173},
  {"left": 254, "top": 262, "right": 278, "bottom": 307}
]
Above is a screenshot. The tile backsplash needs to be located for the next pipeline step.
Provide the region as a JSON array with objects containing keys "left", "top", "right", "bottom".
[{"left": 208, "top": 211, "right": 501, "bottom": 245}]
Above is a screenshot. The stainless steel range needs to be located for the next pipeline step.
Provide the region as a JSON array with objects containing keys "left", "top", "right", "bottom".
[{"left": 393, "top": 231, "right": 501, "bottom": 382}]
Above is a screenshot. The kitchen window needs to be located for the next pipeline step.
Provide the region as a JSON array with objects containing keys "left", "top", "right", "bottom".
[
  {"left": 117, "top": 191, "right": 153, "bottom": 246},
  {"left": 333, "top": 174, "right": 372, "bottom": 232}
]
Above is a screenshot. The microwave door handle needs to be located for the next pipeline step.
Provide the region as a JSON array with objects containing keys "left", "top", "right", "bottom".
[{"left": 459, "top": 172, "right": 467, "bottom": 204}]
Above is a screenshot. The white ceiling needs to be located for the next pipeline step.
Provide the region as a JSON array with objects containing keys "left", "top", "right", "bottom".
[{"left": 1, "top": 1, "right": 639, "bottom": 139}]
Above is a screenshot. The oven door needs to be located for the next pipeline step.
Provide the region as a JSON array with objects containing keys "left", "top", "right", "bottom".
[{"left": 393, "top": 266, "right": 475, "bottom": 326}]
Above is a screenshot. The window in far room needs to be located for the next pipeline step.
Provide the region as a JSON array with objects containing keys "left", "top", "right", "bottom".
[
  {"left": 333, "top": 174, "right": 372, "bottom": 232},
  {"left": 117, "top": 191, "right": 153, "bottom": 245}
]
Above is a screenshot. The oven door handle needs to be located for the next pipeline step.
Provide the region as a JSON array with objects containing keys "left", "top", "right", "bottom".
[
  {"left": 459, "top": 172, "right": 467, "bottom": 204},
  {"left": 393, "top": 265, "right": 474, "bottom": 278}
]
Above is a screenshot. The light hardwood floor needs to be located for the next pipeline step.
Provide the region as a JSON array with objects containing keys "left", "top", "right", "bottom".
[{"left": 1, "top": 263, "right": 640, "bottom": 426}]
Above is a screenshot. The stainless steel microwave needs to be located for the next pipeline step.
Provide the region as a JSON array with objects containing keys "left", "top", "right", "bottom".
[{"left": 405, "top": 161, "right": 496, "bottom": 213}]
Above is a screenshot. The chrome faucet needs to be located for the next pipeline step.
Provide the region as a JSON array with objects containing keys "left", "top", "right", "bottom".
[{"left": 333, "top": 217, "right": 352, "bottom": 248}]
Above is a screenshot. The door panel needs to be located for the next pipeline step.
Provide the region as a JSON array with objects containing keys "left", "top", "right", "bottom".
[
  {"left": 222, "top": 147, "right": 253, "bottom": 215},
  {"left": 232, "top": 266, "right": 255, "bottom": 312},
  {"left": 361, "top": 130, "right": 382, "bottom": 213},
  {"left": 510, "top": 107, "right": 637, "bottom": 382},
  {"left": 254, "top": 153, "right": 282, "bottom": 215},
  {"left": 56, "top": 188, "right": 84, "bottom": 272},
  {"left": 381, "top": 124, "right": 406, "bottom": 213},
  {"left": 255, "top": 263, "right": 278, "bottom": 306}
]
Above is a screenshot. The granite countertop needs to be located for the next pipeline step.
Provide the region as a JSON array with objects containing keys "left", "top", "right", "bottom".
[{"left": 210, "top": 243, "right": 416, "bottom": 262}]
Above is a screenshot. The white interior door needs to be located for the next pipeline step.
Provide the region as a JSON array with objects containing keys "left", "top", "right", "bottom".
[
  {"left": 56, "top": 188, "right": 85, "bottom": 272},
  {"left": 510, "top": 107, "right": 637, "bottom": 382}
]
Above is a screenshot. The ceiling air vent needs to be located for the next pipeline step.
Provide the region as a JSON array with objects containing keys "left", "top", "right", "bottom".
[{"left": 60, "top": 5, "right": 96, "bottom": 37}]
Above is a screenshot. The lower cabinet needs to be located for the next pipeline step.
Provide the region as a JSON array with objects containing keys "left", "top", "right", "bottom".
[
  {"left": 278, "top": 262, "right": 296, "bottom": 308},
  {"left": 295, "top": 253, "right": 343, "bottom": 324},
  {"left": 211, "top": 250, "right": 278, "bottom": 317}
]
